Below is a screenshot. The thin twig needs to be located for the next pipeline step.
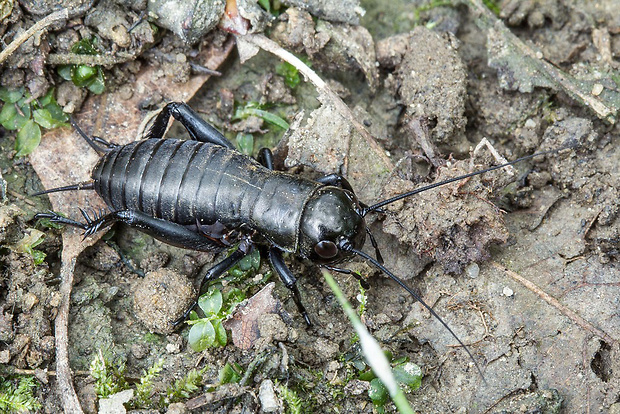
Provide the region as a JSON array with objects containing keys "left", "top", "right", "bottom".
[
  {"left": 9, "top": 368, "right": 90, "bottom": 377},
  {"left": 491, "top": 261, "right": 617, "bottom": 345},
  {"left": 0, "top": 9, "right": 69, "bottom": 65},
  {"left": 55, "top": 253, "right": 85, "bottom": 414},
  {"left": 241, "top": 33, "right": 394, "bottom": 172},
  {"left": 472, "top": 137, "right": 513, "bottom": 175},
  {"left": 46, "top": 52, "right": 137, "bottom": 66}
]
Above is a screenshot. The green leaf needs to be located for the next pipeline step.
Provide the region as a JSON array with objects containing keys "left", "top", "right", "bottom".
[
  {"left": 33, "top": 108, "right": 64, "bottom": 129},
  {"left": 57, "top": 65, "right": 73, "bottom": 81},
  {"left": 223, "top": 288, "right": 245, "bottom": 308},
  {"left": 32, "top": 250, "right": 46, "bottom": 265},
  {"left": 0, "top": 87, "right": 24, "bottom": 103},
  {"left": 44, "top": 101, "right": 69, "bottom": 124},
  {"left": 237, "top": 253, "right": 253, "bottom": 272},
  {"left": 15, "top": 119, "right": 41, "bottom": 157},
  {"left": 393, "top": 362, "right": 422, "bottom": 391},
  {"left": 71, "top": 65, "right": 97, "bottom": 86},
  {"left": 358, "top": 369, "right": 375, "bottom": 381},
  {"left": 234, "top": 102, "right": 290, "bottom": 130},
  {"left": 247, "top": 248, "right": 260, "bottom": 270},
  {"left": 1, "top": 101, "right": 31, "bottom": 131},
  {"left": 213, "top": 320, "right": 227, "bottom": 346},
  {"left": 198, "top": 289, "right": 223, "bottom": 316},
  {"left": 189, "top": 310, "right": 199, "bottom": 321},
  {"left": 258, "top": 0, "right": 270, "bottom": 12},
  {"left": 369, "top": 378, "right": 388, "bottom": 407},
  {"left": 246, "top": 108, "right": 289, "bottom": 129},
  {"left": 241, "top": 249, "right": 261, "bottom": 271},
  {"left": 37, "top": 215, "right": 65, "bottom": 229},
  {"left": 276, "top": 62, "right": 300, "bottom": 89},
  {"left": 219, "top": 363, "right": 242, "bottom": 384},
  {"left": 38, "top": 88, "right": 55, "bottom": 107},
  {"left": 188, "top": 319, "right": 215, "bottom": 352},
  {"left": 87, "top": 68, "right": 105, "bottom": 94},
  {"left": 0, "top": 102, "right": 17, "bottom": 128},
  {"left": 72, "top": 37, "right": 99, "bottom": 55},
  {"left": 235, "top": 133, "right": 254, "bottom": 156}
]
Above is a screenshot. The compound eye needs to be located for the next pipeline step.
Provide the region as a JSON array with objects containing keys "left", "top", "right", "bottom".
[{"left": 314, "top": 240, "right": 338, "bottom": 259}]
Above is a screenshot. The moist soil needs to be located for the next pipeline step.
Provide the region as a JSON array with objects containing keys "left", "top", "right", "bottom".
[{"left": 1, "top": 1, "right": 619, "bottom": 413}]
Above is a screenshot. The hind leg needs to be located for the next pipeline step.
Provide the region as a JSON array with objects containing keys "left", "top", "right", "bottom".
[
  {"left": 146, "top": 102, "right": 235, "bottom": 149},
  {"left": 70, "top": 118, "right": 118, "bottom": 154},
  {"left": 35, "top": 209, "right": 226, "bottom": 252}
]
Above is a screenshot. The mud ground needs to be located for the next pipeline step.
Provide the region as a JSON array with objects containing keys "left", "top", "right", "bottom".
[{"left": 1, "top": 0, "right": 619, "bottom": 413}]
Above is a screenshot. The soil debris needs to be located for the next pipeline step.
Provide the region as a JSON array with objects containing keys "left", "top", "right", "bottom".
[{"left": 133, "top": 268, "right": 196, "bottom": 335}]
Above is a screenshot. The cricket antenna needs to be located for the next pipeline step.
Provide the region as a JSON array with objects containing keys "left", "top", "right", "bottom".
[
  {"left": 344, "top": 243, "right": 487, "bottom": 382},
  {"left": 31, "top": 181, "right": 95, "bottom": 197},
  {"left": 362, "top": 144, "right": 576, "bottom": 216}
]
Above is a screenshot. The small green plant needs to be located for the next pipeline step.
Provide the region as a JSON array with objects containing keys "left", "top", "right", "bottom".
[
  {"left": 219, "top": 362, "right": 243, "bottom": 384},
  {"left": 234, "top": 101, "right": 290, "bottom": 130},
  {"left": 342, "top": 344, "right": 422, "bottom": 412},
  {"left": 160, "top": 367, "right": 207, "bottom": 407},
  {"left": 235, "top": 132, "right": 254, "bottom": 156},
  {"left": 89, "top": 350, "right": 129, "bottom": 399},
  {"left": 0, "top": 87, "right": 69, "bottom": 157},
  {"left": 276, "top": 62, "right": 301, "bottom": 89},
  {"left": 133, "top": 359, "right": 164, "bottom": 408},
  {"left": 187, "top": 287, "right": 245, "bottom": 352},
  {"left": 57, "top": 37, "right": 105, "bottom": 94},
  {"left": 227, "top": 248, "right": 261, "bottom": 279},
  {"left": 12, "top": 228, "right": 46, "bottom": 265},
  {"left": 360, "top": 358, "right": 422, "bottom": 414},
  {"left": 257, "top": 0, "right": 284, "bottom": 16},
  {"left": 356, "top": 277, "right": 368, "bottom": 318},
  {"left": 88, "top": 351, "right": 208, "bottom": 409},
  {"left": 482, "top": 0, "right": 501, "bottom": 15},
  {"left": 276, "top": 382, "right": 304, "bottom": 414},
  {"left": 0, "top": 376, "right": 41, "bottom": 413}
]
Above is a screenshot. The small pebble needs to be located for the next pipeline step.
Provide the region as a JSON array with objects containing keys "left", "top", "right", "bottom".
[
  {"left": 259, "top": 379, "right": 279, "bottom": 413},
  {"left": 503, "top": 286, "right": 514, "bottom": 297},
  {"left": 591, "top": 83, "right": 604, "bottom": 96},
  {"left": 465, "top": 262, "right": 479, "bottom": 278}
]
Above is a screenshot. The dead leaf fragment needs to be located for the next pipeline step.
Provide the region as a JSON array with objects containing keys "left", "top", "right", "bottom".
[{"left": 224, "top": 282, "right": 281, "bottom": 350}]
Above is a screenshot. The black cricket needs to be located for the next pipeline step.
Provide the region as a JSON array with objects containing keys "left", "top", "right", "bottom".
[{"left": 35, "top": 102, "right": 561, "bottom": 378}]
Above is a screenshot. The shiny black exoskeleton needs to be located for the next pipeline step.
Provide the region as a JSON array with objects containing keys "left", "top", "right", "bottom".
[{"left": 36, "top": 102, "right": 368, "bottom": 326}]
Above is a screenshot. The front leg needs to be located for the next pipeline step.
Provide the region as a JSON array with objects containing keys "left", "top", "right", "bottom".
[
  {"left": 268, "top": 246, "right": 311, "bottom": 326},
  {"left": 36, "top": 210, "right": 225, "bottom": 252},
  {"left": 146, "top": 102, "right": 235, "bottom": 149}
]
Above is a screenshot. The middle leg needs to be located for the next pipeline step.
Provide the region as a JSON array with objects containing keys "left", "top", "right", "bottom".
[{"left": 174, "top": 244, "right": 251, "bottom": 326}]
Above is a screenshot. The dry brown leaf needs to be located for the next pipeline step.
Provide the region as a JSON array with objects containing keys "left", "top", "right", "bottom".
[{"left": 224, "top": 282, "right": 281, "bottom": 350}]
